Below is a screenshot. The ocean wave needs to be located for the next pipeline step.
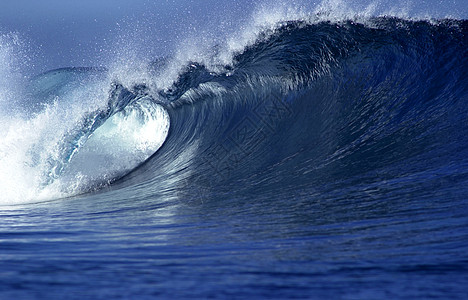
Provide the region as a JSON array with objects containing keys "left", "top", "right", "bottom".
[{"left": 0, "top": 16, "right": 467, "bottom": 204}]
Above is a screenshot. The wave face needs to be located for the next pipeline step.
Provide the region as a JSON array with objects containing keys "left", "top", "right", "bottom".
[
  {"left": 117, "top": 18, "right": 468, "bottom": 201},
  {"left": 1, "top": 14, "right": 468, "bottom": 299}
]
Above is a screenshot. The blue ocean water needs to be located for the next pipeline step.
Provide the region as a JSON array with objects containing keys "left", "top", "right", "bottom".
[{"left": 1, "top": 3, "right": 468, "bottom": 299}]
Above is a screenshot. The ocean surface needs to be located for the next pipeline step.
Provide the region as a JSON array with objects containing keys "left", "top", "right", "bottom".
[{"left": 1, "top": 5, "right": 468, "bottom": 299}]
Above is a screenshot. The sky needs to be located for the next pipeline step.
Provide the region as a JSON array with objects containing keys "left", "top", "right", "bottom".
[{"left": 0, "top": 0, "right": 467, "bottom": 73}]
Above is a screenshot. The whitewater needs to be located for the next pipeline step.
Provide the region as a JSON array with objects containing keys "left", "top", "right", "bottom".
[{"left": 1, "top": 1, "right": 468, "bottom": 298}]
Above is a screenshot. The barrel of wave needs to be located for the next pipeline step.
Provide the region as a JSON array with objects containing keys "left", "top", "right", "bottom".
[{"left": 44, "top": 97, "right": 170, "bottom": 199}]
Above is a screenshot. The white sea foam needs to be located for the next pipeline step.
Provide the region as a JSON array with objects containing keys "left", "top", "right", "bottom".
[{"left": 0, "top": 35, "right": 170, "bottom": 205}]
